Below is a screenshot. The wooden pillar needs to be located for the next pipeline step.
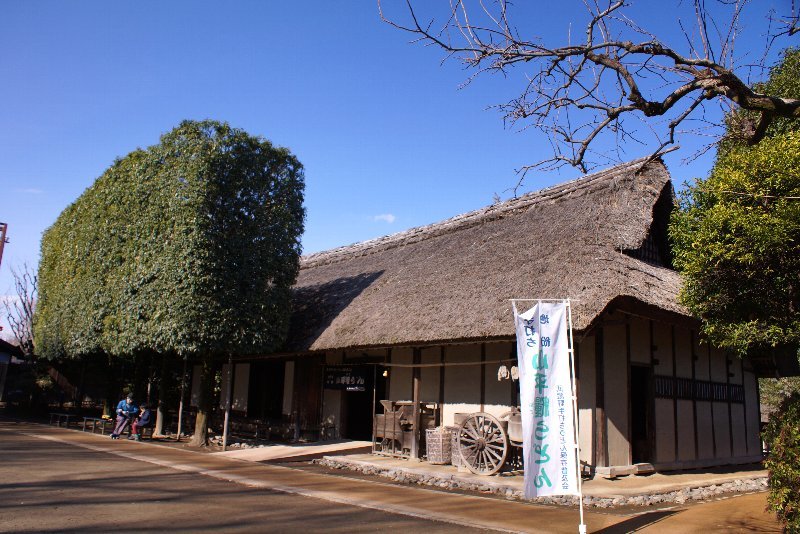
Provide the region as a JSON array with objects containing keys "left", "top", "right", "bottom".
[
  {"left": 411, "top": 347, "right": 421, "bottom": 461},
  {"left": 595, "top": 327, "right": 608, "bottom": 467},
  {"left": 726, "top": 352, "right": 734, "bottom": 458},
  {"left": 708, "top": 344, "right": 717, "bottom": 458},
  {"left": 480, "top": 343, "right": 486, "bottom": 412},
  {"left": 438, "top": 346, "right": 445, "bottom": 418},
  {"left": 625, "top": 320, "right": 632, "bottom": 464},
  {"left": 671, "top": 325, "right": 679, "bottom": 460}
]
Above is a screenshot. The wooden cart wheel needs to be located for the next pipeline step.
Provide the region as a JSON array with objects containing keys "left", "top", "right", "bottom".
[{"left": 458, "top": 412, "right": 508, "bottom": 476}]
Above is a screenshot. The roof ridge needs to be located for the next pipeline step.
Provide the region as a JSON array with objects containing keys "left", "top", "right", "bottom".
[{"left": 301, "top": 157, "right": 660, "bottom": 269}]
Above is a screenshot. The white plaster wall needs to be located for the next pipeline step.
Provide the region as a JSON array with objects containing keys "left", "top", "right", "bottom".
[
  {"left": 653, "top": 322, "right": 675, "bottom": 463},
  {"left": 693, "top": 335, "right": 711, "bottom": 381},
  {"left": 729, "top": 353, "right": 743, "bottom": 384},
  {"left": 389, "top": 347, "right": 413, "bottom": 401},
  {"left": 713, "top": 402, "right": 732, "bottom": 458},
  {"left": 674, "top": 329, "right": 693, "bottom": 379},
  {"left": 483, "top": 342, "right": 515, "bottom": 420},
  {"left": 577, "top": 336, "right": 595, "bottom": 466},
  {"left": 696, "top": 401, "right": 714, "bottom": 459},
  {"left": 652, "top": 322, "right": 673, "bottom": 376},
  {"left": 603, "top": 320, "right": 630, "bottom": 467},
  {"left": 677, "top": 399, "right": 696, "bottom": 461},
  {"left": 731, "top": 403, "right": 748, "bottom": 456},
  {"left": 694, "top": 332, "right": 714, "bottom": 460},
  {"left": 710, "top": 347, "right": 731, "bottom": 459},
  {"left": 730, "top": 355, "right": 748, "bottom": 457},
  {"left": 709, "top": 347, "right": 727, "bottom": 382},
  {"left": 674, "top": 328, "right": 695, "bottom": 461},
  {"left": 743, "top": 369, "right": 761, "bottom": 456},
  {"left": 655, "top": 398, "right": 676, "bottom": 463},
  {"left": 419, "top": 346, "right": 441, "bottom": 405},
  {"left": 441, "top": 344, "right": 481, "bottom": 427},
  {"left": 218, "top": 363, "right": 249, "bottom": 411}
]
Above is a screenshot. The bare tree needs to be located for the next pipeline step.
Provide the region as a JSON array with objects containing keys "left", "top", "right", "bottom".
[
  {"left": 3, "top": 263, "right": 37, "bottom": 358},
  {"left": 380, "top": 0, "right": 800, "bottom": 185}
]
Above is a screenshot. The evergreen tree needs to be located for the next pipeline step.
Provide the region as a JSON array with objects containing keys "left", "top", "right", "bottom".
[{"left": 35, "top": 120, "right": 305, "bottom": 445}]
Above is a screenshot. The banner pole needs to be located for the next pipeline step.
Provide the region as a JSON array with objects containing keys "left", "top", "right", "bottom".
[{"left": 566, "top": 299, "right": 586, "bottom": 534}]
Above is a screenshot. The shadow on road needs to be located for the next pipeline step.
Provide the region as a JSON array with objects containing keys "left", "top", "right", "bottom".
[{"left": 593, "top": 510, "right": 680, "bottom": 533}]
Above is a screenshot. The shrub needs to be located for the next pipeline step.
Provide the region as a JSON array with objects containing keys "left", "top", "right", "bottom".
[{"left": 764, "top": 392, "right": 800, "bottom": 532}]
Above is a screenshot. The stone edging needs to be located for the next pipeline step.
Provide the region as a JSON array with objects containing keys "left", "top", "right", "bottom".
[{"left": 314, "top": 456, "right": 768, "bottom": 508}]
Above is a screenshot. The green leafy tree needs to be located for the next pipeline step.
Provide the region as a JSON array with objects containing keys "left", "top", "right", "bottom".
[
  {"left": 670, "top": 48, "right": 800, "bottom": 356},
  {"left": 670, "top": 49, "right": 800, "bottom": 531},
  {"left": 670, "top": 133, "right": 800, "bottom": 354},
  {"left": 35, "top": 120, "right": 305, "bottom": 445}
]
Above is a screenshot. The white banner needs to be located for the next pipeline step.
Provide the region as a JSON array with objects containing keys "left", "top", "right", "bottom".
[{"left": 514, "top": 301, "right": 579, "bottom": 498}]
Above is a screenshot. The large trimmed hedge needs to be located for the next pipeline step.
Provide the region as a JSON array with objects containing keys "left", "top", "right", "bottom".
[{"left": 35, "top": 120, "right": 305, "bottom": 442}]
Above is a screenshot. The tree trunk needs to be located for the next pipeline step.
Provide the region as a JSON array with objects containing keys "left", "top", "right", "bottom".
[
  {"left": 189, "top": 359, "right": 215, "bottom": 447},
  {"left": 154, "top": 355, "right": 170, "bottom": 436}
]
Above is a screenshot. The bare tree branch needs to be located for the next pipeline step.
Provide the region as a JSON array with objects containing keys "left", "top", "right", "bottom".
[
  {"left": 3, "top": 263, "right": 37, "bottom": 357},
  {"left": 380, "top": 0, "right": 800, "bottom": 175}
]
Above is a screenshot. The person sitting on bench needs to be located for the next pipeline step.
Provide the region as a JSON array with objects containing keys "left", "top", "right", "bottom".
[
  {"left": 130, "top": 404, "right": 152, "bottom": 441},
  {"left": 110, "top": 394, "right": 138, "bottom": 439}
]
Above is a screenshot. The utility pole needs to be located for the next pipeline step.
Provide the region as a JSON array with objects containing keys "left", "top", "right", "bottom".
[{"left": 0, "top": 223, "right": 7, "bottom": 269}]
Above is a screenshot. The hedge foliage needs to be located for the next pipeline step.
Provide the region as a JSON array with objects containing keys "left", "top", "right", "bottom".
[
  {"left": 35, "top": 120, "right": 305, "bottom": 360},
  {"left": 764, "top": 393, "right": 800, "bottom": 533}
]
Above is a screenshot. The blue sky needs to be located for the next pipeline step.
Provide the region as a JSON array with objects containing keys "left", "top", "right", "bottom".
[{"left": 0, "top": 1, "right": 791, "bottom": 334}]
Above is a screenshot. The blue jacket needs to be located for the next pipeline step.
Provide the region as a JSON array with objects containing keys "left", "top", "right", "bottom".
[
  {"left": 116, "top": 399, "right": 138, "bottom": 418},
  {"left": 137, "top": 409, "right": 152, "bottom": 427}
]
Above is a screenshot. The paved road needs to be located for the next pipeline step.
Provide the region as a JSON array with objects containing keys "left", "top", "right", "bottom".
[{"left": 0, "top": 421, "right": 781, "bottom": 533}]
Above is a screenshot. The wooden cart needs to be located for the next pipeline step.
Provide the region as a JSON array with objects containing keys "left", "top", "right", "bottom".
[{"left": 454, "top": 410, "right": 523, "bottom": 475}]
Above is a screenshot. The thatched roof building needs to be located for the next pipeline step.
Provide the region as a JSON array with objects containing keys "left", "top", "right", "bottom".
[{"left": 287, "top": 158, "right": 685, "bottom": 353}]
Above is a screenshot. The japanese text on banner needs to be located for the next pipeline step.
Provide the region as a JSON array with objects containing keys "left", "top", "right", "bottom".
[{"left": 514, "top": 301, "right": 579, "bottom": 498}]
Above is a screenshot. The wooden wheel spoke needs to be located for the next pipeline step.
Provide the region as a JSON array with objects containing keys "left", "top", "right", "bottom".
[
  {"left": 485, "top": 446, "right": 503, "bottom": 463},
  {"left": 463, "top": 424, "right": 480, "bottom": 441},
  {"left": 486, "top": 428, "right": 503, "bottom": 441},
  {"left": 486, "top": 434, "right": 504, "bottom": 444},
  {"left": 459, "top": 412, "right": 508, "bottom": 475}
]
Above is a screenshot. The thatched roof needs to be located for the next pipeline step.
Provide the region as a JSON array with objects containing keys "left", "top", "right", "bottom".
[{"left": 286, "top": 158, "right": 687, "bottom": 353}]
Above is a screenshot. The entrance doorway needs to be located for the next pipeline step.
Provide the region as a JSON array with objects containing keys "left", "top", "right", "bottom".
[
  {"left": 342, "top": 365, "right": 387, "bottom": 441},
  {"left": 247, "top": 360, "right": 285, "bottom": 420},
  {"left": 630, "top": 364, "right": 653, "bottom": 464}
]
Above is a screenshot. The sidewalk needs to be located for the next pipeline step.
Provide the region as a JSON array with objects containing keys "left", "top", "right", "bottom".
[
  {"left": 317, "top": 453, "right": 768, "bottom": 506},
  {"left": 214, "top": 439, "right": 372, "bottom": 462}
]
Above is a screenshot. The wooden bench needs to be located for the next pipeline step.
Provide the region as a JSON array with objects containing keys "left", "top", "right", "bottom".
[
  {"left": 82, "top": 416, "right": 112, "bottom": 435},
  {"left": 49, "top": 413, "right": 74, "bottom": 427}
]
